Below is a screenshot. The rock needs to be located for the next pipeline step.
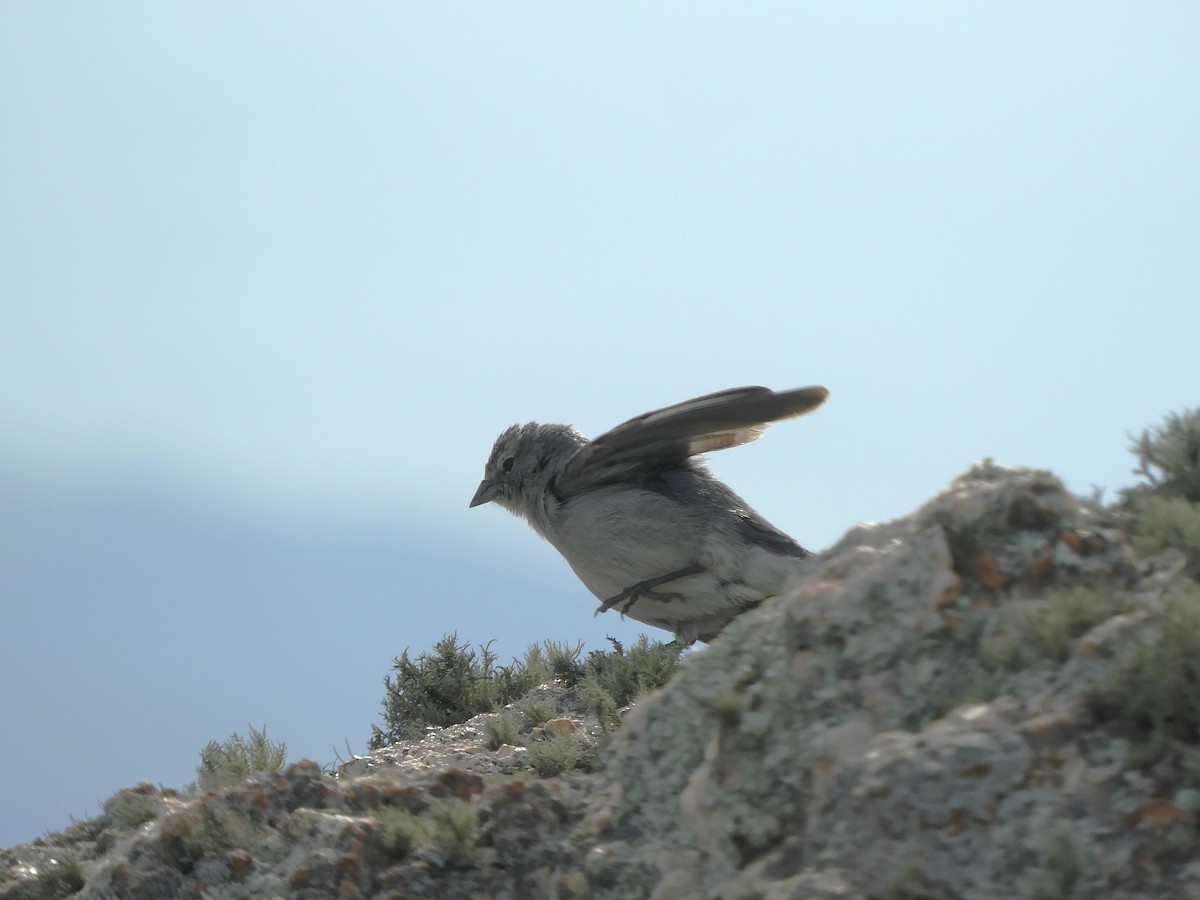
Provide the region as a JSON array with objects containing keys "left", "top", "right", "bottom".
[{"left": 4, "top": 463, "right": 1199, "bottom": 899}]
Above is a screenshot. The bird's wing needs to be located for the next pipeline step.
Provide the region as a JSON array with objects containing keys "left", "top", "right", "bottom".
[{"left": 558, "top": 385, "right": 828, "bottom": 491}]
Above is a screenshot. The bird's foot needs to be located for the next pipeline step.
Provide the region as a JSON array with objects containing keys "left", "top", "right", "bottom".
[{"left": 594, "top": 564, "right": 704, "bottom": 618}]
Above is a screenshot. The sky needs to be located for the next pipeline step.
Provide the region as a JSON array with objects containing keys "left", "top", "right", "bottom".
[{"left": 1, "top": 3, "right": 1197, "bottom": 847}]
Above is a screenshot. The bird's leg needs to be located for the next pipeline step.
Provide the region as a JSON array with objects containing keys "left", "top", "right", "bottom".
[{"left": 595, "top": 564, "right": 705, "bottom": 617}]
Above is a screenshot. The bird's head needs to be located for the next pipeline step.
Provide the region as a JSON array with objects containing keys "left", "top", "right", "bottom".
[{"left": 469, "top": 422, "right": 586, "bottom": 522}]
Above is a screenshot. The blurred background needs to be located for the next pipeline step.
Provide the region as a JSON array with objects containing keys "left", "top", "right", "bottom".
[{"left": 1, "top": 3, "right": 1196, "bottom": 847}]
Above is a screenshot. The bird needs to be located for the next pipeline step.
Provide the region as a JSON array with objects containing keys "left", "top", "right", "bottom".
[{"left": 469, "top": 385, "right": 829, "bottom": 643}]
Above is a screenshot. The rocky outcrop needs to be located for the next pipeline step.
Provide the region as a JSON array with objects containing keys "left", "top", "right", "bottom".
[{"left": 4, "top": 462, "right": 1198, "bottom": 899}]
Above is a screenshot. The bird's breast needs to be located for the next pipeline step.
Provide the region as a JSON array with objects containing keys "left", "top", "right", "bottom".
[{"left": 544, "top": 485, "right": 703, "bottom": 596}]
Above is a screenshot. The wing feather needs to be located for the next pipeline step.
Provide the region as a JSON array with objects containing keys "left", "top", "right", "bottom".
[{"left": 558, "top": 385, "right": 828, "bottom": 491}]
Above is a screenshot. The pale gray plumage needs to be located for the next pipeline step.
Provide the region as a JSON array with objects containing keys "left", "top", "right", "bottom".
[{"left": 469, "top": 385, "right": 829, "bottom": 643}]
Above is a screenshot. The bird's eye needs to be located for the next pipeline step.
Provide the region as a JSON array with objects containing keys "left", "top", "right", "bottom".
[{"left": 501, "top": 456, "right": 515, "bottom": 473}]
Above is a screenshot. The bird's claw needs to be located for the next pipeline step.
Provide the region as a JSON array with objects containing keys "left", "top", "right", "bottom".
[{"left": 594, "top": 564, "right": 705, "bottom": 618}]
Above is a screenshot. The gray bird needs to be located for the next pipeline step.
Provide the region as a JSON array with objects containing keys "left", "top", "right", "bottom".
[{"left": 470, "top": 385, "right": 829, "bottom": 644}]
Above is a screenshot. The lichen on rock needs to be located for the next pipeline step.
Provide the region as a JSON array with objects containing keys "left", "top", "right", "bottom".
[{"left": 4, "top": 457, "right": 1200, "bottom": 899}]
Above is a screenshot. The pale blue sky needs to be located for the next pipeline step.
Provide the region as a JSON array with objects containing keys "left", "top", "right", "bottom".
[{"left": 1, "top": 4, "right": 1197, "bottom": 846}]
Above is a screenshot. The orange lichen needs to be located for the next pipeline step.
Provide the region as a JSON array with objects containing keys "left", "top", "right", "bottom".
[
  {"left": 225, "top": 848, "right": 253, "bottom": 875},
  {"left": 544, "top": 717, "right": 579, "bottom": 737},
  {"left": 1027, "top": 544, "right": 1055, "bottom": 575},
  {"left": 1059, "top": 529, "right": 1083, "bottom": 553},
  {"left": 975, "top": 552, "right": 1006, "bottom": 591},
  {"left": 1139, "top": 798, "right": 1192, "bottom": 828}
]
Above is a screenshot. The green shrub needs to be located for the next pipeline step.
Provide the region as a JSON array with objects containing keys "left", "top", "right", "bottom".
[
  {"left": 1114, "top": 407, "right": 1200, "bottom": 579},
  {"left": 102, "top": 784, "right": 162, "bottom": 829},
  {"left": 375, "top": 807, "right": 424, "bottom": 859},
  {"left": 30, "top": 852, "right": 84, "bottom": 899},
  {"left": 1028, "top": 827, "right": 1081, "bottom": 900},
  {"left": 575, "top": 635, "right": 683, "bottom": 723},
  {"left": 1017, "top": 587, "right": 1132, "bottom": 663},
  {"left": 371, "top": 634, "right": 537, "bottom": 747},
  {"left": 181, "top": 804, "right": 256, "bottom": 859},
  {"left": 527, "top": 732, "right": 597, "bottom": 776},
  {"left": 1127, "top": 495, "right": 1200, "bottom": 582},
  {"left": 1127, "top": 407, "right": 1200, "bottom": 503},
  {"left": 424, "top": 798, "right": 478, "bottom": 867},
  {"left": 514, "top": 696, "right": 557, "bottom": 729},
  {"left": 578, "top": 675, "right": 621, "bottom": 729},
  {"left": 370, "top": 633, "right": 681, "bottom": 747},
  {"left": 372, "top": 799, "right": 478, "bottom": 866},
  {"left": 195, "top": 725, "right": 287, "bottom": 791},
  {"left": 981, "top": 587, "right": 1132, "bottom": 675},
  {"left": 1094, "top": 580, "right": 1200, "bottom": 761},
  {"left": 482, "top": 713, "right": 520, "bottom": 750},
  {"left": 519, "top": 639, "right": 585, "bottom": 686}
]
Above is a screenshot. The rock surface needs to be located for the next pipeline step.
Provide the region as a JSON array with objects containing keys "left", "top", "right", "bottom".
[{"left": 4, "top": 462, "right": 1199, "bottom": 899}]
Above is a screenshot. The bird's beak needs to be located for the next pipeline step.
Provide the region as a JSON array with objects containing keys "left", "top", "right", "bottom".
[{"left": 469, "top": 480, "right": 498, "bottom": 508}]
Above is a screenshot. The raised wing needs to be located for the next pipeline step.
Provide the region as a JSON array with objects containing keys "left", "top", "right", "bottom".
[{"left": 558, "top": 385, "right": 828, "bottom": 492}]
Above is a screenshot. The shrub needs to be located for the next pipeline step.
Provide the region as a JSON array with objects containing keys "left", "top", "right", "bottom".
[
  {"left": 195, "top": 725, "right": 287, "bottom": 791},
  {"left": 370, "top": 633, "right": 681, "bottom": 747},
  {"left": 575, "top": 635, "right": 684, "bottom": 725},
  {"left": 424, "top": 797, "right": 478, "bottom": 868},
  {"left": 181, "top": 804, "right": 256, "bottom": 859},
  {"left": 527, "top": 732, "right": 597, "bottom": 776},
  {"left": 30, "top": 852, "right": 84, "bottom": 899},
  {"left": 102, "top": 784, "right": 162, "bottom": 829},
  {"left": 375, "top": 807, "right": 423, "bottom": 859},
  {"left": 370, "top": 634, "right": 537, "bottom": 747},
  {"left": 1093, "top": 580, "right": 1200, "bottom": 764},
  {"left": 1115, "top": 407, "right": 1200, "bottom": 580},
  {"left": 482, "top": 713, "right": 520, "bottom": 750},
  {"left": 1127, "top": 407, "right": 1200, "bottom": 503},
  {"left": 1011, "top": 587, "right": 1132, "bottom": 665},
  {"left": 372, "top": 799, "right": 478, "bottom": 867}
]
